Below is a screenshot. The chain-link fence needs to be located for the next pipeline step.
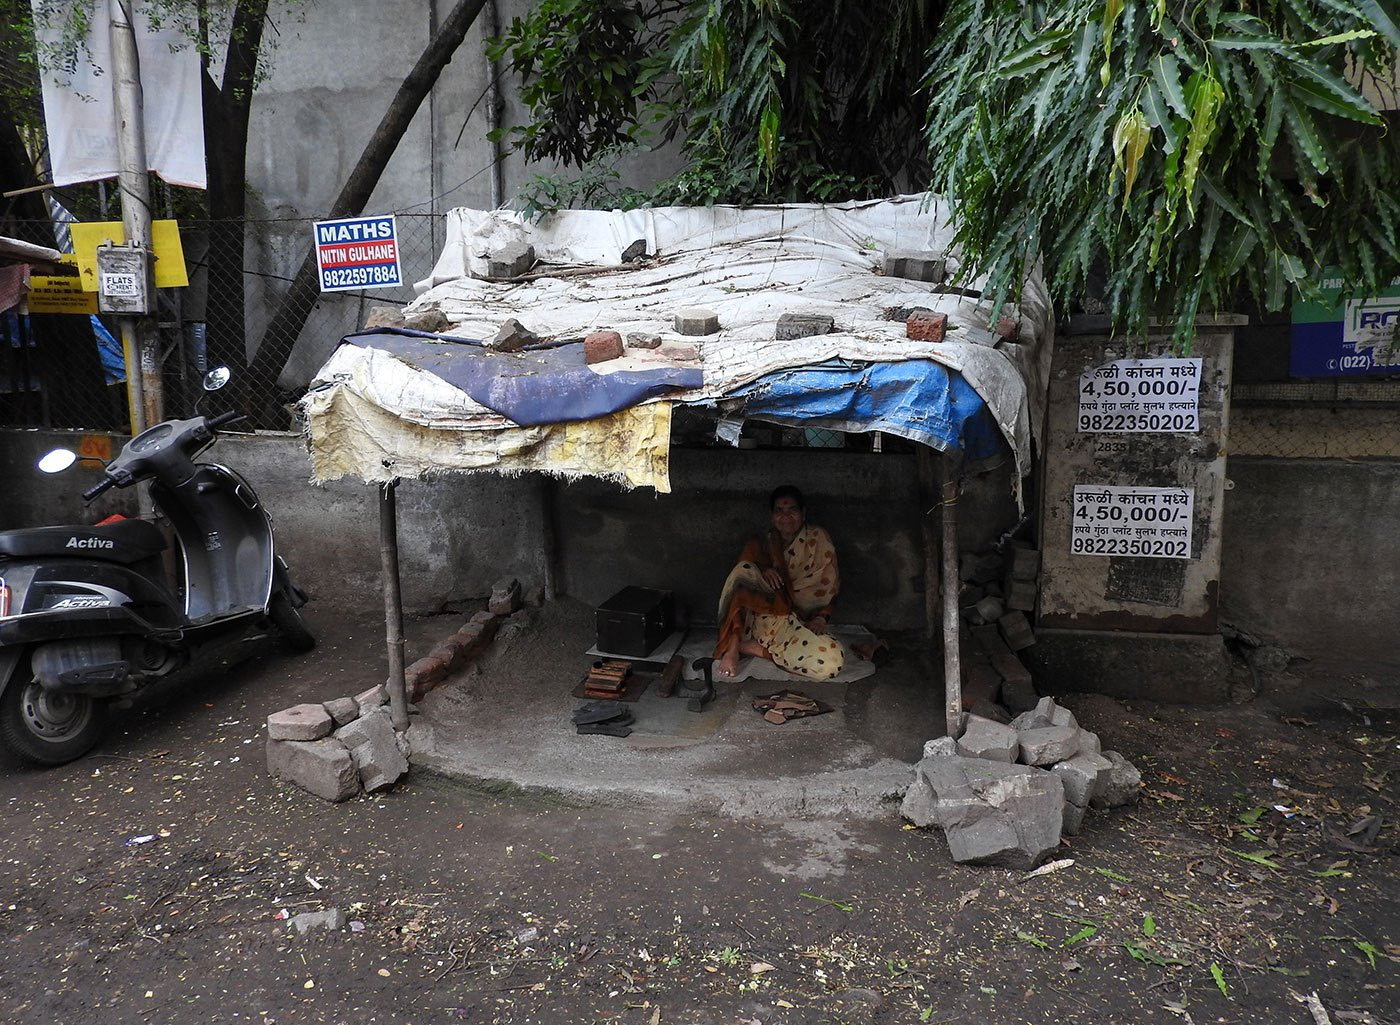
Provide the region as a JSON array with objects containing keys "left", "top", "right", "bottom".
[{"left": 1, "top": 213, "right": 444, "bottom": 433}]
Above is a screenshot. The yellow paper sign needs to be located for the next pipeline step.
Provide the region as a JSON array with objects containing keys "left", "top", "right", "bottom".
[
  {"left": 70, "top": 220, "right": 189, "bottom": 290},
  {"left": 27, "top": 274, "right": 99, "bottom": 314}
]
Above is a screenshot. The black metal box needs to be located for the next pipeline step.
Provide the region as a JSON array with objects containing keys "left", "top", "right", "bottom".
[{"left": 595, "top": 586, "right": 675, "bottom": 657}]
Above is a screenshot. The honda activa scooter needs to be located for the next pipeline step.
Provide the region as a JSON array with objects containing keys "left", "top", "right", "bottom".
[{"left": 0, "top": 369, "right": 313, "bottom": 766}]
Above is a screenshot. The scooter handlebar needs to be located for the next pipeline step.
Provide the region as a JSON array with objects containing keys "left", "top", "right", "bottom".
[
  {"left": 207, "top": 411, "right": 248, "bottom": 431},
  {"left": 82, "top": 477, "right": 116, "bottom": 502}
]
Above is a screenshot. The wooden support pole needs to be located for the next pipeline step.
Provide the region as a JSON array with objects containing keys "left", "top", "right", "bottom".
[
  {"left": 916, "top": 446, "right": 939, "bottom": 642},
  {"left": 940, "top": 451, "right": 964, "bottom": 740},
  {"left": 540, "top": 475, "right": 558, "bottom": 601},
  {"left": 379, "top": 481, "right": 409, "bottom": 731}
]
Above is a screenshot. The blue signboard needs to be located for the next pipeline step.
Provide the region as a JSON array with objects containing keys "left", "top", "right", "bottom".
[
  {"left": 1291, "top": 270, "right": 1400, "bottom": 377},
  {"left": 313, "top": 215, "right": 403, "bottom": 292}
]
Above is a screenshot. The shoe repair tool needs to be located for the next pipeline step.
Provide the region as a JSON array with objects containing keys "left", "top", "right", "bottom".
[
  {"left": 655, "top": 654, "right": 683, "bottom": 698},
  {"left": 581, "top": 658, "right": 632, "bottom": 699},
  {"left": 680, "top": 657, "right": 717, "bottom": 713},
  {"left": 576, "top": 720, "right": 634, "bottom": 738}
]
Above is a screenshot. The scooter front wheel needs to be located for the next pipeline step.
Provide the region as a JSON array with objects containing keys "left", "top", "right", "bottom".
[{"left": 0, "top": 676, "right": 109, "bottom": 767}]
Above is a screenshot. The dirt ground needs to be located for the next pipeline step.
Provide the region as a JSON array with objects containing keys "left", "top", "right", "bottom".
[{"left": 0, "top": 603, "right": 1395, "bottom": 1025}]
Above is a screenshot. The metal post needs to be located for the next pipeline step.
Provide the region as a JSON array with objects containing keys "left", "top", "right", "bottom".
[
  {"left": 940, "top": 451, "right": 964, "bottom": 740},
  {"left": 110, "top": 0, "right": 161, "bottom": 431},
  {"left": 380, "top": 482, "right": 410, "bottom": 731}
]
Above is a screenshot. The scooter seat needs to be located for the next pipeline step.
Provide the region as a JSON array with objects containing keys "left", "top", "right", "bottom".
[{"left": 0, "top": 519, "right": 167, "bottom": 565}]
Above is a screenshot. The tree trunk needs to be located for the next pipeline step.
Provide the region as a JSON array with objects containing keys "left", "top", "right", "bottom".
[
  {"left": 201, "top": 0, "right": 270, "bottom": 404},
  {"left": 246, "top": 0, "right": 488, "bottom": 400}
]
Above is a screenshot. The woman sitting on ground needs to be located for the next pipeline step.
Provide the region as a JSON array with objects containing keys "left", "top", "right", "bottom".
[{"left": 713, "top": 485, "right": 845, "bottom": 681}]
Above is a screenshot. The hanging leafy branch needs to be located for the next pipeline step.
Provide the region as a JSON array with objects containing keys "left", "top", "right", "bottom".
[
  {"left": 924, "top": 0, "right": 1400, "bottom": 344},
  {"left": 491, "top": 0, "right": 945, "bottom": 209}
]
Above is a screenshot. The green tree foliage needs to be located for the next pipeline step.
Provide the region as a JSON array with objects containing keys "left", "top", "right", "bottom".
[
  {"left": 492, "top": 0, "right": 944, "bottom": 210},
  {"left": 924, "top": 0, "right": 1400, "bottom": 341}
]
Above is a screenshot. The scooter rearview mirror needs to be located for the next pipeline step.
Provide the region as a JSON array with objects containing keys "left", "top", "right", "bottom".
[
  {"left": 37, "top": 449, "right": 78, "bottom": 474},
  {"left": 203, "top": 366, "right": 231, "bottom": 392}
]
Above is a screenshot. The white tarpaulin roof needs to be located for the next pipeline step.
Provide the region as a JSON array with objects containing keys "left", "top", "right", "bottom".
[{"left": 305, "top": 195, "right": 1053, "bottom": 490}]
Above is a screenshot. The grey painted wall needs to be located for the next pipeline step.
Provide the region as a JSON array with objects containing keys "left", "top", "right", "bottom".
[{"left": 1220, "top": 457, "right": 1400, "bottom": 668}]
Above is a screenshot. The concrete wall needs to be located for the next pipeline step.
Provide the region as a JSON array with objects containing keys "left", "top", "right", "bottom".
[
  {"left": 1, "top": 431, "right": 1022, "bottom": 630},
  {"left": 1220, "top": 457, "right": 1400, "bottom": 668},
  {"left": 0, "top": 431, "right": 547, "bottom": 612}
]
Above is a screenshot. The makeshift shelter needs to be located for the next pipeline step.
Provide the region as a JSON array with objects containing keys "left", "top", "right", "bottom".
[{"left": 300, "top": 195, "right": 1054, "bottom": 739}]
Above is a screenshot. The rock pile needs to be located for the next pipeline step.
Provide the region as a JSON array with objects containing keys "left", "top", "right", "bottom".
[
  {"left": 901, "top": 697, "right": 1141, "bottom": 869},
  {"left": 266, "top": 686, "right": 409, "bottom": 802}
]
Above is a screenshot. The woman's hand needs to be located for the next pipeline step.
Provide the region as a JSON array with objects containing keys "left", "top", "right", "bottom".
[
  {"left": 805, "top": 614, "right": 829, "bottom": 635},
  {"left": 761, "top": 568, "right": 785, "bottom": 592}
]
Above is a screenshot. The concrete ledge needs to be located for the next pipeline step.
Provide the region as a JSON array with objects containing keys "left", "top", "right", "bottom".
[{"left": 1023, "top": 628, "right": 1237, "bottom": 704}]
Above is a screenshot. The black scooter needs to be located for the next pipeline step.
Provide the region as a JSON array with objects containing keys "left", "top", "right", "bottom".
[{"left": 0, "top": 369, "right": 313, "bottom": 766}]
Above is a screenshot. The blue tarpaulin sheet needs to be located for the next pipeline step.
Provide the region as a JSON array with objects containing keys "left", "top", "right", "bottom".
[
  {"left": 343, "top": 329, "right": 703, "bottom": 427},
  {"left": 724, "top": 360, "right": 1003, "bottom": 459}
]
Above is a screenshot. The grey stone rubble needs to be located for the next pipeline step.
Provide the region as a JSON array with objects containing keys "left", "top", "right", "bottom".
[
  {"left": 955, "top": 714, "right": 1018, "bottom": 763},
  {"left": 267, "top": 682, "right": 397, "bottom": 802},
  {"left": 626, "top": 332, "right": 662, "bottom": 349},
  {"left": 323, "top": 696, "right": 360, "bottom": 728},
  {"left": 621, "top": 239, "right": 648, "bottom": 262},
  {"left": 902, "top": 696, "right": 1143, "bottom": 867},
  {"left": 266, "top": 737, "right": 359, "bottom": 802},
  {"left": 336, "top": 707, "right": 409, "bottom": 793},
  {"left": 267, "top": 703, "right": 332, "bottom": 742},
  {"left": 489, "top": 576, "right": 522, "bottom": 615},
  {"left": 288, "top": 909, "right": 347, "bottom": 936}
]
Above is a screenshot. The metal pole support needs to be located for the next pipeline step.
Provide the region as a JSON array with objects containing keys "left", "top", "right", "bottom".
[
  {"left": 940, "top": 451, "right": 964, "bottom": 740},
  {"left": 380, "top": 481, "right": 410, "bottom": 731}
]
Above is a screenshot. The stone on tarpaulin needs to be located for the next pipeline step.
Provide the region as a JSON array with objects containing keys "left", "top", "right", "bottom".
[
  {"left": 335, "top": 707, "right": 408, "bottom": 793},
  {"left": 906, "top": 311, "right": 948, "bottom": 343},
  {"left": 1019, "top": 725, "right": 1082, "bottom": 766},
  {"left": 913, "top": 756, "right": 1066, "bottom": 869},
  {"left": 882, "top": 251, "right": 947, "bottom": 283},
  {"left": 626, "top": 332, "right": 662, "bottom": 349},
  {"left": 322, "top": 696, "right": 360, "bottom": 729},
  {"left": 775, "top": 312, "right": 835, "bottom": 340},
  {"left": 362, "top": 305, "right": 404, "bottom": 330},
  {"left": 267, "top": 703, "right": 333, "bottom": 742},
  {"left": 402, "top": 306, "right": 450, "bottom": 333},
  {"left": 584, "top": 330, "right": 624, "bottom": 364},
  {"left": 955, "top": 715, "right": 1019, "bottom": 763},
  {"left": 674, "top": 308, "right": 720, "bottom": 336},
  {"left": 486, "top": 318, "right": 539, "bottom": 353},
  {"left": 621, "top": 238, "right": 648, "bottom": 262},
  {"left": 266, "top": 737, "right": 360, "bottom": 802},
  {"left": 485, "top": 241, "right": 535, "bottom": 279}
]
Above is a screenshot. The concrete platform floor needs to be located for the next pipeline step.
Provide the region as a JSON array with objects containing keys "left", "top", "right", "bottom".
[{"left": 409, "top": 598, "right": 946, "bottom": 819}]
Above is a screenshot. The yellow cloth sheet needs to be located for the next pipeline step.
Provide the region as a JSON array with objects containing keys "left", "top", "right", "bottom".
[{"left": 303, "top": 382, "right": 673, "bottom": 492}]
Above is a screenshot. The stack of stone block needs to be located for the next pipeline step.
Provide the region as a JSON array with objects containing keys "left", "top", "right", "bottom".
[
  {"left": 901, "top": 697, "right": 1141, "bottom": 869},
  {"left": 266, "top": 686, "right": 409, "bottom": 803}
]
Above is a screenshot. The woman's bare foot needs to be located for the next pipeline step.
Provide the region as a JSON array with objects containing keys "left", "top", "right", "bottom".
[{"left": 717, "top": 651, "right": 740, "bottom": 678}]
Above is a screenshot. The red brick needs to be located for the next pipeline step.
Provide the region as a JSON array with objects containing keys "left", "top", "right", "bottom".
[
  {"left": 584, "top": 330, "right": 624, "bottom": 364},
  {"left": 906, "top": 312, "right": 947, "bottom": 342}
]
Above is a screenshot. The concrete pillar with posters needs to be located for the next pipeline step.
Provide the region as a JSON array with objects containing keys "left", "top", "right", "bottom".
[{"left": 1030, "top": 315, "right": 1244, "bottom": 703}]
